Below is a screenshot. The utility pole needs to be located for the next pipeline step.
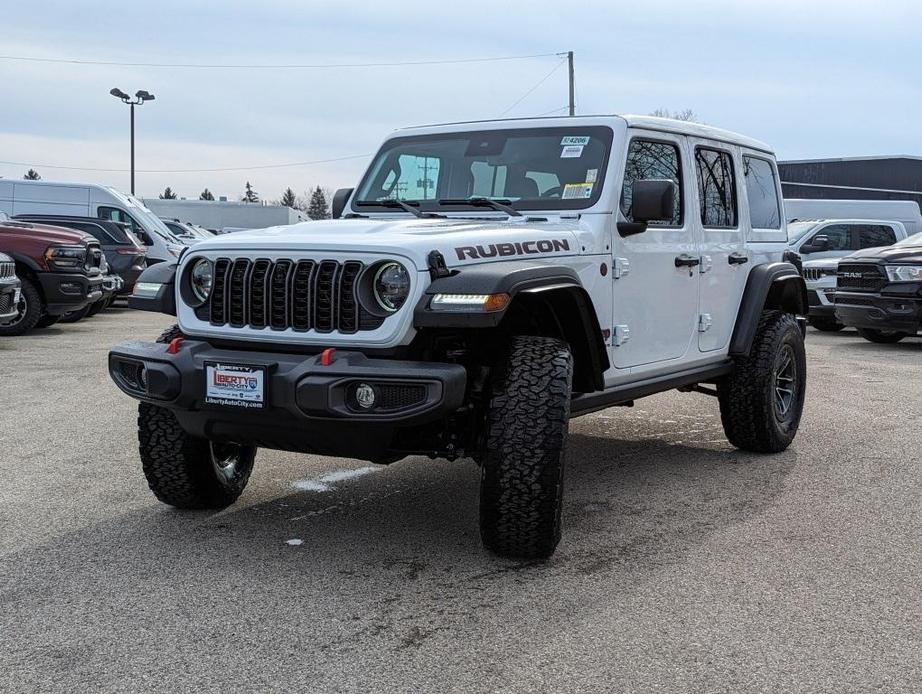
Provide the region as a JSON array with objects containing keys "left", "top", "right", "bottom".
[{"left": 567, "top": 51, "right": 575, "bottom": 116}]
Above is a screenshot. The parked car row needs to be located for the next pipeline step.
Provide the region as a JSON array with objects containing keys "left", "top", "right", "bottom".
[{"left": 0, "top": 212, "right": 123, "bottom": 335}]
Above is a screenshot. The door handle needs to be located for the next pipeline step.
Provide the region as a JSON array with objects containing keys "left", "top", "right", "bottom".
[
  {"left": 728, "top": 252, "right": 749, "bottom": 265},
  {"left": 674, "top": 254, "right": 701, "bottom": 268}
]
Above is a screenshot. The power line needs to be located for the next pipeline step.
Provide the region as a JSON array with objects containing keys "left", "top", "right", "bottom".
[
  {"left": 498, "top": 59, "right": 568, "bottom": 117},
  {"left": 534, "top": 105, "right": 570, "bottom": 117},
  {"left": 0, "top": 52, "right": 565, "bottom": 70},
  {"left": 0, "top": 153, "right": 372, "bottom": 174}
]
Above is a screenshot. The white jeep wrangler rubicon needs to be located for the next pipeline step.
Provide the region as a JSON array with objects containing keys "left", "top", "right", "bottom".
[{"left": 109, "top": 115, "right": 808, "bottom": 559}]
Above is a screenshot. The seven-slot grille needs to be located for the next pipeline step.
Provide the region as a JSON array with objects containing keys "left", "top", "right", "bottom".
[
  {"left": 203, "top": 257, "right": 382, "bottom": 333},
  {"left": 803, "top": 267, "right": 835, "bottom": 281},
  {"left": 0, "top": 261, "right": 14, "bottom": 279},
  {"left": 836, "top": 264, "right": 886, "bottom": 292}
]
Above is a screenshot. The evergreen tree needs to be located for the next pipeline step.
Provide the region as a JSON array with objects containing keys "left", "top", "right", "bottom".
[
  {"left": 159, "top": 186, "right": 178, "bottom": 200},
  {"left": 199, "top": 188, "right": 215, "bottom": 201},
  {"left": 280, "top": 187, "right": 297, "bottom": 208},
  {"left": 23, "top": 169, "right": 41, "bottom": 180},
  {"left": 242, "top": 181, "right": 259, "bottom": 203},
  {"left": 306, "top": 186, "right": 330, "bottom": 220}
]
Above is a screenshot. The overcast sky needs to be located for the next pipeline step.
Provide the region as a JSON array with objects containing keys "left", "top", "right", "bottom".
[{"left": 2, "top": 0, "right": 920, "bottom": 202}]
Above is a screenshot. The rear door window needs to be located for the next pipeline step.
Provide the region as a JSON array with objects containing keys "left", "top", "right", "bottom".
[
  {"left": 857, "top": 224, "right": 897, "bottom": 249},
  {"left": 695, "top": 148, "right": 737, "bottom": 228}
]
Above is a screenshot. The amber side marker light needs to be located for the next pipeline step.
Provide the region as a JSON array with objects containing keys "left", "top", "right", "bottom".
[{"left": 430, "top": 293, "right": 511, "bottom": 313}]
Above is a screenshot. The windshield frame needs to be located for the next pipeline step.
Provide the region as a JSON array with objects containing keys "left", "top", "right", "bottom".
[{"left": 352, "top": 126, "right": 614, "bottom": 215}]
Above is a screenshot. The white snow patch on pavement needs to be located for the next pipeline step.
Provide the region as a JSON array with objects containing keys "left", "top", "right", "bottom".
[
  {"left": 285, "top": 539, "right": 303, "bottom": 546},
  {"left": 292, "top": 466, "right": 380, "bottom": 493}
]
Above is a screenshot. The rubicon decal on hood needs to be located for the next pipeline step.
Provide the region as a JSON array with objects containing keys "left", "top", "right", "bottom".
[{"left": 455, "top": 239, "right": 571, "bottom": 261}]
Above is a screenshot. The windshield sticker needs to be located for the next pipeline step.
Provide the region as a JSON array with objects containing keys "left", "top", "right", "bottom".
[
  {"left": 562, "top": 183, "right": 594, "bottom": 199},
  {"left": 560, "top": 145, "right": 584, "bottom": 158},
  {"left": 586, "top": 168, "right": 598, "bottom": 182},
  {"left": 561, "top": 136, "right": 590, "bottom": 146}
]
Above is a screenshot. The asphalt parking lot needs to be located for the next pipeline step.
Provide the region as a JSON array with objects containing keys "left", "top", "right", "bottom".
[{"left": 1, "top": 308, "right": 920, "bottom": 693}]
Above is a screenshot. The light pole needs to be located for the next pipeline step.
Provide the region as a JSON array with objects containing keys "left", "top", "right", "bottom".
[{"left": 109, "top": 88, "right": 155, "bottom": 195}]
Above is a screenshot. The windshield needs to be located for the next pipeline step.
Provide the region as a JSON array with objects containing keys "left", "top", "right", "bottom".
[
  {"left": 787, "top": 221, "right": 821, "bottom": 243},
  {"left": 106, "top": 187, "right": 184, "bottom": 244},
  {"left": 895, "top": 231, "right": 922, "bottom": 247},
  {"left": 354, "top": 126, "right": 614, "bottom": 213}
]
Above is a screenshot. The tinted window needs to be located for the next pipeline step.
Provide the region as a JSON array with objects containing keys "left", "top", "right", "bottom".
[
  {"left": 620, "top": 140, "right": 682, "bottom": 226},
  {"left": 810, "top": 224, "right": 852, "bottom": 251},
  {"left": 743, "top": 156, "right": 781, "bottom": 229},
  {"left": 99, "top": 206, "right": 142, "bottom": 235},
  {"left": 68, "top": 223, "right": 118, "bottom": 244},
  {"left": 696, "top": 148, "right": 737, "bottom": 227},
  {"left": 858, "top": 224, "right": 897, "bottom": 249}
]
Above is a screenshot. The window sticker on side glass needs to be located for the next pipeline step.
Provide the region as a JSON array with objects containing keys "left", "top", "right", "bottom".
[
  {"left": 560, "top": 145, "right": 584, "bottom": 158},
  {"left": 562, "top": 183, "right": 594, "bottom": 199},
  {"left": 561, "top": 136, "right": 590, "bottom": 146}
]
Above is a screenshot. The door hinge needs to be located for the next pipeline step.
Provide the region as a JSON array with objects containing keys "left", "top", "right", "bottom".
[
  {"left": 613, "top": 324, "right": 631, "bottom": 346},
  {"left": 613, "top": 257, "right": 631, "bottom": 279},
  {"left": 699, "top": 255, "right": 713, "bottom": 273},
  {"left": 698, "top": 313, "right": 713, "bottom": 332}
]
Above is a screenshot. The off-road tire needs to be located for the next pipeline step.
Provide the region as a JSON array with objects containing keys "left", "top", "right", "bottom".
[
  {"left": 59, "top": 304, "right": 92, "bottom": 323},
  {"left": 808, "top": 317, "right": 844, "bottom": 332},
  {"left": 480, "top": 336, "right": 573, "bottom": 559},
  {"left": 0, "top": 275, "right": 42, "bottom": 336},
  {"left": 718, "top": 311, "right": 806, "bottom": 453},
  {"left": 137, "top": 324, "right": 256, "bottom": 509},
  {"left": 857, "top": 328, "right": 908, "bottom": 344}
]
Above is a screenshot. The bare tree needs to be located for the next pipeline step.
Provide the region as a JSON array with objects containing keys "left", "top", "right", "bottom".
[
  {"left": 24, "top": 169, "right": 41, "bottom": 180},
  {"left": 650, "top": 108, "right": 703, "bottom": 123}
]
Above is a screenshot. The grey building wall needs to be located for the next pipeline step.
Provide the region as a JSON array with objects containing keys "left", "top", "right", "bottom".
[
  {"left": 779, "top": 156, "right": 922, "bottom": 212},
  {"left": 142, "top": 198, "right": 308, "bottom": 231}
]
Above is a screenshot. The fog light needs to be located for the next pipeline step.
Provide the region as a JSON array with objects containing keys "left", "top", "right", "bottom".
[
  {"left": 137, "top": 364, "right": 148, "bottom": 391},
  {"left": 59, "top": 282, "right": 81, "bottom": 295},
  {"left": 354, "top": 383, "right": 376, "bottom": 409}
]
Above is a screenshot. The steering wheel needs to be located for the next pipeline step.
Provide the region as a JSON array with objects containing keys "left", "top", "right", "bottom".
[{"left": 540, "top": 186, "right": 563, "bottom": 199}]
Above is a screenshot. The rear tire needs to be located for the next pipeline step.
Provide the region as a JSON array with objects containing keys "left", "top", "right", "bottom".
[
  {"left": 137, "top": 325, "right": 256, "bottom": 508},
  {"left": 0, "top": 276, "right": 42, "bottom": 336},
  {"left": 34, "top": 314, "right": 60, "bottom": 329},
  {"left": 479, "top": 336, "right": 573, "bottom": 559},
  {"left": 718, "top": 311, "right": 806, "bottom": 453},
  {"left": 857, "top": 328, "right": 908, "bottom": 344},
  {"left": 809, "top": 317, "right": 844, "bottom": 332},
  {"left": 86, "top": 298, "right": 108, "bottom": 316}
]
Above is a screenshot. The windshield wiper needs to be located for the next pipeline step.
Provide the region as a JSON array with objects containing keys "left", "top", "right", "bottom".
[
  {"left": 438, "top": 197, "right": 522, "bottom": 217},
  {"left": 355, "top": 199, "right": 444, "bottom": 218}
]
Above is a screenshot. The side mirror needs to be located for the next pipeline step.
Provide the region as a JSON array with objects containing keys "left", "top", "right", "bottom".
[
  {"left": 139, "top": 231, "right": 153, "bottom": 245},
  {"left": 331, "top": 188, "right": 354, "bottom": 219},
  {"left": 618, "top": 179, "right": 674, "bottom": 237},
  {"left": 802, "top": 235, "right": 830, "bottom": 254}
]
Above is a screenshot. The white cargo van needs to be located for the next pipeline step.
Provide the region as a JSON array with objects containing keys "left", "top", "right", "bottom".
[
  {"left": 784, "top": 198, "right": 922, "bottom": 235},
  {"left": 0, "top": 180, "right": 185, "bottom": 264}
]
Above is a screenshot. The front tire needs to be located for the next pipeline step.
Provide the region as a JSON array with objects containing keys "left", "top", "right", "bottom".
[
  {"left": 137, "top": 325, "right": 256, "bottom": 509},
  {"left": 59, "top": 304, "right": 92, "bottom": 323},
  {"left": 718, "top": 311, "right": 806, "bottom": 453},
  {"left": 857, "top": 328, "right": 908, "bottom": 344},
  {"left": 0, "top": 275, "right": 41, "bottom": 336},
  {"left": 479, "top": 336, "right": 573, "bottom": 559}
]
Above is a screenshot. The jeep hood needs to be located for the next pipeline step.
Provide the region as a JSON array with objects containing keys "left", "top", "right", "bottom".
[{"left": 191, "top": 217, "right": 596, "bottom": 270}]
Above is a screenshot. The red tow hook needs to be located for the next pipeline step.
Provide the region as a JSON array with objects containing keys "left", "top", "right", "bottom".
[
  {"left": 320, "top": 348, "right": 336, "bottom": 366},
  {"left": 167, "top": 337, "right": 184, "bottom": 354}
]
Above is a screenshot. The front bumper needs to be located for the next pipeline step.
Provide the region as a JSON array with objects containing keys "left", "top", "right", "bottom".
[
  {"left": 38, "top": 272, "right": 105, "bottom": 316},
  {"left": 835, "top": 290, "right": 922, "bottom": 334},
  {"left": 108, "top": 339, "right": 467, "bottom": 460},
  {"left": 806, "top": 288, "right": 837, "bottom": 318},
  {"left": 0, "top": 276, "right": 21, "bottom": 324}
]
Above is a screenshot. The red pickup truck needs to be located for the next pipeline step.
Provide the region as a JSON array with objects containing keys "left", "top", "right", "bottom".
[{"left": 0, "top": 218, "right": 104, "bottom": 335}]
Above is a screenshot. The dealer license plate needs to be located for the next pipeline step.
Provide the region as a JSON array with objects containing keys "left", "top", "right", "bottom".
[{"left": 204, "top": 362, "right": 266, "bottom": 409}]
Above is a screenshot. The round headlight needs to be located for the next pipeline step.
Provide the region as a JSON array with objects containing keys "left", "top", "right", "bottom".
[
  {"left": 190, "top": 258, "right": 213, "bottom": 303},
  {"left": 373, "top": 262, "right": 410, "bottom": 312}
]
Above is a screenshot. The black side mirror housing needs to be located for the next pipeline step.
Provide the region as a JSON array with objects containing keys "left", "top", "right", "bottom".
[
  {"left": 617, "top": 179, "right": 675, "bottom": 237},
  {"left": 802, "top": 235, "right": 830, "bottom": 254},
  {"left": 331, "top": 188, "right": 354, "bottom": 219}
]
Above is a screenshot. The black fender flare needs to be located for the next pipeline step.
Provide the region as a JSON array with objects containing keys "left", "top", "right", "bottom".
[
  {"left": 729, "top": 261, "right": 807, "bottom": 356},
  {"left": 7, "top": 251, "right": 43, "bottom": 274},
  {"left": 414, "top": 261, "right": 609, "bottom": 391},
  {"left": 128, "top": 261, "right": 177, "bottom": 315}
]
